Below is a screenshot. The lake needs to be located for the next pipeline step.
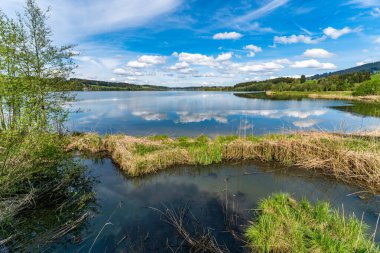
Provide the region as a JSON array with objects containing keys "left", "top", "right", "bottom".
[
  {"left": 67, "top": 91, "right": 380, "bottom": 136},
  {"left": 31, "top": 91, "right": 379, "bottom": 252},
  {"left": 47, "top": 159, "right": 380, "bottom": 252}
]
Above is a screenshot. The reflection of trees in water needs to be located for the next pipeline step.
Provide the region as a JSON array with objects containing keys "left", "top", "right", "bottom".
[
  {"left": 331, "top": 102, "right": 380, "bottom": 118},
  {"left": 2, "top": 164, "right": 98, "bottom": 252}
]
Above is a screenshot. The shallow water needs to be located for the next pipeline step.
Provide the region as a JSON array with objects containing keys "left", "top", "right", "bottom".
[
  {"left": 45, "top": 91, "right": 380, "bottom": 252},
  {"left": 49, "top": 159, "right": 380, "bottom": 252},
  {"left": 67, "top": 91, "right": 380, "bottom": 136}
]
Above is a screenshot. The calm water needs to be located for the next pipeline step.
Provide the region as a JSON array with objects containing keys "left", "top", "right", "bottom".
[
  {"left": 67, "top": 91, "right": 380, "bottom": 136},
  {"left": 51, "top": 159, "right": 380, "bottom": 252},
  {"left": 37, "top": 91, "right": 380, "bottom": 252}
]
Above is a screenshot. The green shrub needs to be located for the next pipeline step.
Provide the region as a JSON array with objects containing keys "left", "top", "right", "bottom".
[{"left": 353, "top": 79, "right": 380, "bottom": 96}]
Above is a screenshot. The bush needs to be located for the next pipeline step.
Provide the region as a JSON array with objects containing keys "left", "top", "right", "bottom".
[{"left": 353, "top": 79, "right": 380, "bottom": 96}]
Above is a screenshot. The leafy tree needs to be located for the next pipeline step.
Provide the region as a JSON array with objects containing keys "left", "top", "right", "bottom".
[
  {"left": 0, "top": 0, "right": 76, "bottom": 132},
  {"left": 300, "top": 74, "right": 306, "bottom": 84}
]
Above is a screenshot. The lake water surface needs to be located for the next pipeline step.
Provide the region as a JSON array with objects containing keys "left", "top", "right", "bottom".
[
  {"left": 51, "top": 159, "right": 380, "bottom": 252},
  {"left": 45, "top": 91, "right": 380, "bottom": 252},
  {"left": 67, "top": 91, "right": 380, "bottom": 136}
]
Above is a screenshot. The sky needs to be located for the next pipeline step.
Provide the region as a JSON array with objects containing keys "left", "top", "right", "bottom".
[{"left": 2, "top": 0, "right": 380, "bottom": 87}]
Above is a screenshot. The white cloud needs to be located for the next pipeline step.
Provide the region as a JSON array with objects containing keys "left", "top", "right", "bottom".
[
  {"left": 303, "top": 49, "right": 334, "bottom": 58},
  {"left": 356, "top": 59, "right": 374, "bottom": 66},
  {"left": 0, "top": 0, "right": 182, "bottom": 43},
  {"left": 290, "top": 59, "right": 337, "bottom": 70},
  {"left": 178, "top": 53, "right": 215, "bottom": 66},
  {"left": 274, "top": 35, "right": 322, "bottom": 45},
  {"left": 349, "top": 0, "right": 380, "bottom": 7},
  {"left": 375, "top": 37, "right": 380, "bottom": 44},
  {"left": 323, "top": 27, "right": 355, "bottom": 39},
  {"left": 233, "top": 0, "right": 289, "bottom": 23},
  {"left": 137, "top": 55, "right": 167, "bottom": 65},
  {"left": 237, "top": 62, "right": 284, "bottom": 73},
  {"left": 243, "top": 45, "right": 263, "bottom": 57},
  {"left": 213, "top": 32, "right": 243, "bottom": 40},
  {"left": 215, "top": 52, "right": 233, "bottom": 62},
  {"left": 176, "top": 52, "right": 233, "bottom": 67},
  {"left": 169, "top": 61, "right": 190, "bottom": 70},
  {"left": 127, "top": 61, "right": 150, "bottom": 68},
  {"left": 127, "top": 55, "right": 166, "bottom": 68}
]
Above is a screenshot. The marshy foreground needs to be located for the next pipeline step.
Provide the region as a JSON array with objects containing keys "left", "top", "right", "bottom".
[
  {"left": 2, "top": 130, "right": 380, "bottom": 252},
  {"left": 69, "top": 131, "right": 380, "bottom": 194}
]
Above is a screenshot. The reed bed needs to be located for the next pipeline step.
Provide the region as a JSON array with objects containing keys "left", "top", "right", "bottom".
[{"left": 68, "top": 132, "right": 380, "bottom": 193}]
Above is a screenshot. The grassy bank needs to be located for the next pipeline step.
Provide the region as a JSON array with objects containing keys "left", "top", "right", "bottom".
[
  {"left": 245, "top": 193, "right": 379, "bottom": 252},
  {"left": 236, "top": 90, "right": 380, "bottom": 103},
  {"left": 0, "top": 131, "right": 95, "bottom": 251},
  {"left": 68, "top": 132, "right": 380, "bottom": 193}
]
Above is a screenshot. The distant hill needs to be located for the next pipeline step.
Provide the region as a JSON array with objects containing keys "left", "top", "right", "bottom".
[
  {"left": 70, "top": 78, "right": 169, "bottom": 91},
  {"left": 310, "top": 61, "right": 380, "bottom": 79}
]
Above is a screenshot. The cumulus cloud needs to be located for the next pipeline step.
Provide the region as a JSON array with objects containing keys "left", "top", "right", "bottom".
[
  {"left": 290, "top": 59, "right": 337, "bottom": 70},
  {"left": 243, "top": 45, "right": 263, "bottom": 57},
  {"left": 169, "top": 61, "right": 190, "bottom": 70},
  {"left": 237, "top": 62, "right": 284, "bottom": 73},
  {"left": 303, "top": 49, "right": 334, "bottom": 58},
  {"left": 213, "top": 32, "right": 243, "bottom": 40},
  {"left": 175, "top": 52, "right": 233, "bottom": 67},
  {"left": 274, "top": 35, "right": 322, "bottom": 45},
  {"left": 138, "top": 55, "right": 167, "bottom": 65},
  {"left": 215, "top": 52, "right": 233, "bottom": 62},
  {"left": 127, "top": 55, "right": 166, "bottom": 68},
  {"left": 323, "top": 27, "right": 356, "bottom": 39}
]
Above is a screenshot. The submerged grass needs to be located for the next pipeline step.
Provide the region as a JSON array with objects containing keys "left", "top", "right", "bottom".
[
  {"left": 68, "top": 131, "right": 380, "bottom": 193},
  {"left": 245, "top": 193, "right": 379, "bottom": 253}
]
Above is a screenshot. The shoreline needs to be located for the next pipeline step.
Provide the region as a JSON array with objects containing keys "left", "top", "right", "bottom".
[
  {"left": 68, "top": 131, "right": 380, "bottom": 194},
  {"left": 266, "top": 91, "right": 380, "bottom": 103}
]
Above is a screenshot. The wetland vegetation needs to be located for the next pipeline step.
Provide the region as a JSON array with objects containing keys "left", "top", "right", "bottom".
[{"left": 0, "top": 1, "right": 379, "bottom": 252}]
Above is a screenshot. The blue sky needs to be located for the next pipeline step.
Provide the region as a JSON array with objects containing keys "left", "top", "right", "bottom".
[{"left": 2, "top": 0, "right": 380, "bottom": 86}]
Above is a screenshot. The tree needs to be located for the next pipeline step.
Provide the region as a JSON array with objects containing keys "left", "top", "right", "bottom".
[
  {"left": 0, "top": 0, "right": 76, "bottom": 132},
  {"left": 300, "top": 75, "right": 306, "bottom": 84}
]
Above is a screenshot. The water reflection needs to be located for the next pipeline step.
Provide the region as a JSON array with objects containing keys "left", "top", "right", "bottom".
[
  {"left": 66, "top": 91, "right": 380, "bottom": 136},
  {"left": 50, "top": 159, "right": 380, "bottom": 252}
]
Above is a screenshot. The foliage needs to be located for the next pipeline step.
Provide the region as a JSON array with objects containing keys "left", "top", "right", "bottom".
[
  {"left": 245, "top": 193, "right": 379, "bottom": 253},
  {"left": 0, "top": 130, "right": 95, "bottom": 251},
  {"left": 234, "top": 72, "right": 372, "bottom": 92},
  {"left": 353, "top": 74, "right": 380, "bottom": 96},
  {"left": 0, "top": 0, "right": 75, "bottom": 132}
]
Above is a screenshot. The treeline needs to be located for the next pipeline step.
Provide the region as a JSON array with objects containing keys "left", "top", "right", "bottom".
[
  {"left": 234, "top": 72, "right": 372, "bottom": 92},
  {"left": 70, "top": 78, "right": 169, "bottom": 91}
]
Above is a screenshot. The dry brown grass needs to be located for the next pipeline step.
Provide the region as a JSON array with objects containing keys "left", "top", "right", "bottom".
[{"left": 68, "top": 132, "right": 380, "bottom": 193}]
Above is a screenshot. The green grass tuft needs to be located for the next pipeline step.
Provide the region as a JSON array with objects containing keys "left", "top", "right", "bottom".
[{"left": 245, "top": 193, "right": 379, "bottom": 253}]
